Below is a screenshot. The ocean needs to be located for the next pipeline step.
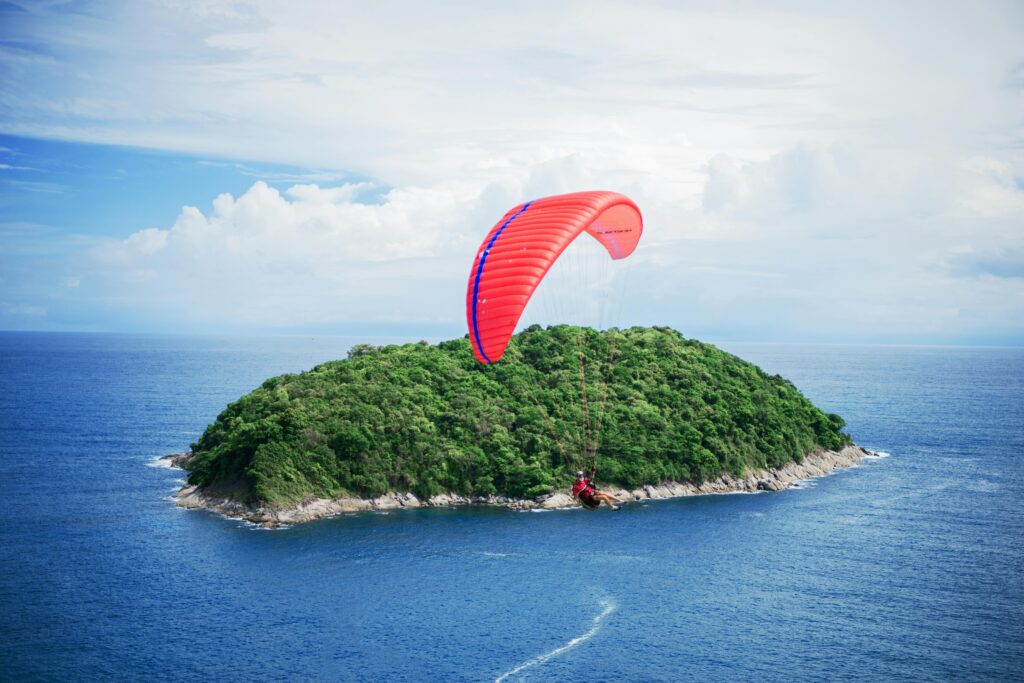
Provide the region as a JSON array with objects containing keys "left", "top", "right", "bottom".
[{"left": 1, "top": 332, "right": 1021, "bottom": 681}]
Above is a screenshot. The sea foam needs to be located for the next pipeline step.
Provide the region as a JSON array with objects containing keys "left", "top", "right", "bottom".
[{"left": 494, "top": 598, "right": 617, "bottom": 682}]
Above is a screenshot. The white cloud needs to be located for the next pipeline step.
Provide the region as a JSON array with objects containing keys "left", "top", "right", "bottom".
[
  {"left": 79, "top": 138, "right": 1024, "bottom": 342},
  {"left": 648, "top": 143, "right": 1024, "bottom": 341},
  {"left": 6, "top": 1, "right": 1020, "bottom": 187},
  {"left": 2, "top": 1, "right": 1023, "bottom": 340},
  {"left": 958, "top": 156, "right": 1024, "bottom": 218},
  {"left": 85, "top": 178, "right": 495, "bottom": 326}
]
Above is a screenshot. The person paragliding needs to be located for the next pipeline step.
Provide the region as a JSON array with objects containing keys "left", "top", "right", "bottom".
[
  {"left": 464, "top": 190, "right": 643, "bottom": 511},
  {"left": 571, "top": 466, "right": 622, "bottom": 511}
]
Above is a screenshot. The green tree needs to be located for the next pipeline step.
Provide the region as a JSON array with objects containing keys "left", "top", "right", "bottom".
[{"left": 186, "top": 326, "right": 851, "bottom": 507}]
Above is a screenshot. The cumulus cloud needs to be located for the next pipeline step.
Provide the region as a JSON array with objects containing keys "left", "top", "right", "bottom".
[
  {"left": 630, "top": 140, "right": 1024, "bottom": 342},
  {"left": 958, "top": 157, "right": 1024, "bottom": 219},
  {"left": 75, "top": 149, "right": 704, "bottom": 331},
  {"left": 83, "top": 180, "right": 473, "bottom": 326},
  {"left": 2, "top": 1, "right": 1023, "bottom": 341},
  {"left": 700, "top": 145, "right": 965, "bottom": 236},
  {"left": 75, "top": 139, "right": 1024, "bottom": 342}
]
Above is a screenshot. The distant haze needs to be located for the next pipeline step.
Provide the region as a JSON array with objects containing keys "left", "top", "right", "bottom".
[{"left": 1, "top": 1, "right": 1022, "bottom": 344}]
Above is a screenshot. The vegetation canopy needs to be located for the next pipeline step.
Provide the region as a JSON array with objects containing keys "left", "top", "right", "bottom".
[{"left": 186, "top": 326, "right": 850, "bottom": 507}]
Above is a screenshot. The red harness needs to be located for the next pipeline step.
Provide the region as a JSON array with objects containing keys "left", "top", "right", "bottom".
[{"left": 572, "top": 478, "right": 594, "bottom": 498}]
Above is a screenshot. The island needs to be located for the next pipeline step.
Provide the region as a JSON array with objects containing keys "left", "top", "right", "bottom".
[{"left": 167, "top": 325, "right": 869, "bottom": 526}]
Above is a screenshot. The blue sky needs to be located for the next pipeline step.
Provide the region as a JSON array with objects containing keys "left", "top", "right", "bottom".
[
  {"left": 0, "top": 134, "right": 370, "bottom": 238},
  {"left": 0, "top": 134, "right": 380, "bottom": 331},
  {"left": 1, "top": 1, "right": 1022, "bottom": 343}
]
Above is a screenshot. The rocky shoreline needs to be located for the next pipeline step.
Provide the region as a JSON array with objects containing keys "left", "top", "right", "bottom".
[{"left": 165, "top": 445, "right": 873, "bottom": 527}]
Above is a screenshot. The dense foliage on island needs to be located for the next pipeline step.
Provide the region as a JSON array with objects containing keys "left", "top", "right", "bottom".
[{"left": 186, "top": 326, "right": 850, "bottom": 507}]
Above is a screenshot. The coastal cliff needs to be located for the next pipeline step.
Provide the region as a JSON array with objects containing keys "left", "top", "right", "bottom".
[{"left": 168, "top": 445, "right": 871, "bottom": 526}]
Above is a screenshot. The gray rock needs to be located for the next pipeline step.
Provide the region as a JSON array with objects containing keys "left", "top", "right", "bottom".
[
  {"left": 541, "top": 493, "right": 576, "bottom": 509},
  {"left": 169, "top": 445, "right": 869, "bottom": 526}
]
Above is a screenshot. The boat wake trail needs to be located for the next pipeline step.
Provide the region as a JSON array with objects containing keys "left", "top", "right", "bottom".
[{"left": 495, "top": 598, "right": 617, "bottom": 682}]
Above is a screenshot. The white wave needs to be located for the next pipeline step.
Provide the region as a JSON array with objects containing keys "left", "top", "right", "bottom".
[
  {"left": 495, "top": 598, "right": 616, "bottom": 683},
  {"left": 146, "top": 456, "right": 177, "bottom": 469},
  {"left": 238, "top": 519, "right": 288, "bottom": 531},
  {"left": 864, "top": 450, "right": 891, "bottom": 458}
]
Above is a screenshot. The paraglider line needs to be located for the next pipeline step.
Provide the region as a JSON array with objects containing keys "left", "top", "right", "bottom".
[{"left": 472, "top": 200, "right": 533, "bottom": 363}]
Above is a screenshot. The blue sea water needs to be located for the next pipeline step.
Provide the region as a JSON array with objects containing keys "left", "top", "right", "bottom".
[{"left": 1, "top": 332, "right": 1022, "bottom": 682}]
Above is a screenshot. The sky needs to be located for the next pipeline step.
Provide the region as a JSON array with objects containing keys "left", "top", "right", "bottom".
[{"left": 1, "top": 0, "right": 1022, "bottom": 344}]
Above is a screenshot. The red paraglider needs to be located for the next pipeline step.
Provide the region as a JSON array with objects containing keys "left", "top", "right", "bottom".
[{"left": 465, "top": 191, "right": 643, "bottom": 364}]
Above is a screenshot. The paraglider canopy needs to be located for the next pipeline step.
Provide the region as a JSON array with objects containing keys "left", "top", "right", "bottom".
[{"left": 465, "top": 191, "right": 643, "bottom": 364}]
